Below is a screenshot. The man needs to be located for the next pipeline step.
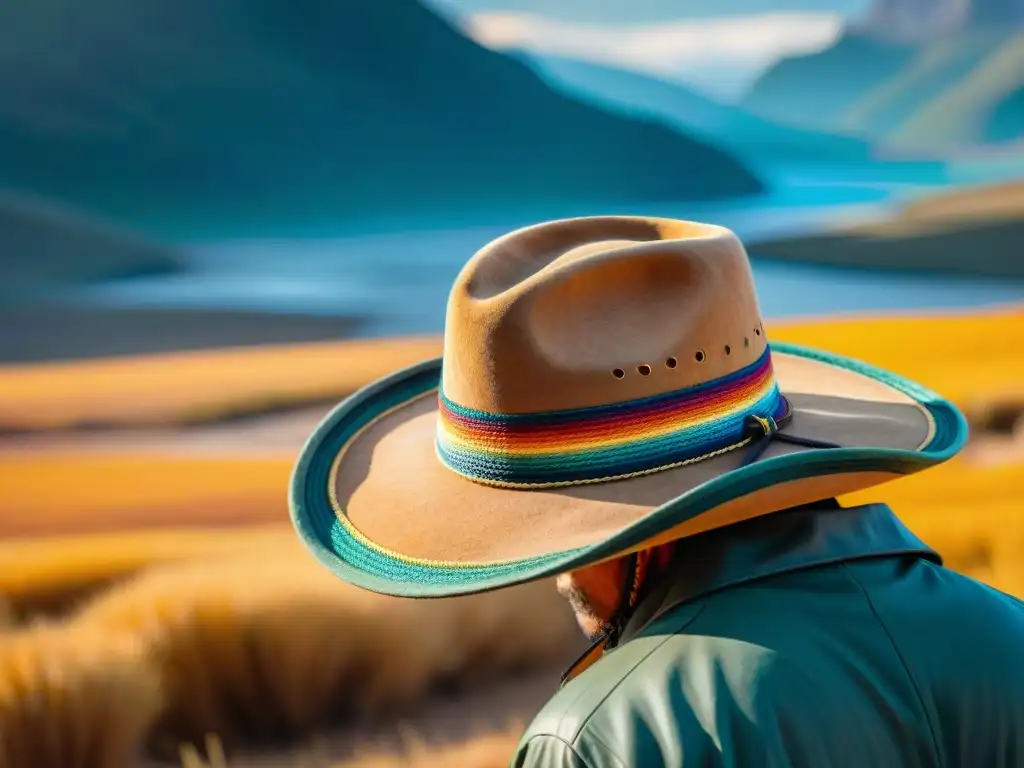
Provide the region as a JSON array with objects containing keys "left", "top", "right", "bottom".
[
  {"left": 290, "top": 216, "right": 1024, "bottom": 767},
  {"left": 515, "top": 499, "right": 1024, "bottom": 767}
]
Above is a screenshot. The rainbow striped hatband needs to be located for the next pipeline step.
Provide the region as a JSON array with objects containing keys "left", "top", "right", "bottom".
[{"left": 435, "top": 346, "right": 791, "bottom": 488}]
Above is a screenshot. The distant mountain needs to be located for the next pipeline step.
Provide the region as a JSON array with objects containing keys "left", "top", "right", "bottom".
[
  {"left": 742, "top": 0, "right": 1024, "bottom": 147},
  {"left": 515, "top": 53, "right": 878, "bottom": 167},
  {"left": 859, "top": 0, "right": 1024, "bottom": 43},
  {"left": 0, "top": 0, "right": 761, "bottom": 237},
  {"left": 989, "top": 84, "right": 1024, "bottom": 141},
  {"left": 0, "top": 195, "right": 182, "bottom": 302}
]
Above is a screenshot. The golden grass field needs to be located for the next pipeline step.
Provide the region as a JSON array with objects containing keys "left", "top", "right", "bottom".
[
  {"left": 178, "top": 727, "right": 525, "bottom": 768},
  {"left": 0, "top": 305, "right": 1022, "bottom": 767},
  {"left": 0, "top": 555, "right": 569, "bottom": 768},
  {"left": 1, "top": 306, "right": 1021, "bottom": 432},
  {"left": 0, "top": 336, "right": 443, "bottom": 432}
]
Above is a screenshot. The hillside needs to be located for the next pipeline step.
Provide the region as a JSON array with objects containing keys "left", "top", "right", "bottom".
[
  {"left": 989, "top": 83, "right": 1024, "bottom": 141},
  {"left": 0, "top": 195, "right": 183, "bottom": 302},
  {"left": 747, "top": 181, "right": 1024, "bottom": 277},
  {"left": 887, "top": 33, "right": 1024, "bottom": 146},
  {"left": 515, "top": 53, "right": 878, "bottom": 167},
  {"left": 742, "top": 35, "right": 917, "bottom": 130},
  {"left": 0, "top": 0, "right": 761, "bottom": 238},
  {"left": 742, "top": 0, "right": 1024, "bottom": 148}
]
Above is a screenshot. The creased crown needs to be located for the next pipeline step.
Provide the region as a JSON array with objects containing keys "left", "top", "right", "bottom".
[{"left": 441, "top": 216, "right": 768, "bottom": 415}]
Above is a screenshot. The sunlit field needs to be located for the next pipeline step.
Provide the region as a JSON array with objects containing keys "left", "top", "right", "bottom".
[{"left": 1, "top": 306, "right": 1021, "bottom": 766}]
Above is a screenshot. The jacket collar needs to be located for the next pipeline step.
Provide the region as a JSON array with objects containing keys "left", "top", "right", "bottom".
[{"left": 618, "top": 501, "right": 941, "bottom": 645}]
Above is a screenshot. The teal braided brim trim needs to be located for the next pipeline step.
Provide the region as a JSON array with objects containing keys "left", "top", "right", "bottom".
[{"left": 289, "top": 342, "right": 968, "bottom": 598}]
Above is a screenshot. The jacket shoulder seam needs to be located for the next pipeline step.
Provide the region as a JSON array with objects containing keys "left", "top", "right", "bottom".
[
  {"left": 840, "top": 562, "right": 944, "bottom": 768},
  {"left": 581, "top": 731, "right": 629, "bottom": 768},
  {"left": 519, "top": 733, "right": 592, "bottom": 767}
]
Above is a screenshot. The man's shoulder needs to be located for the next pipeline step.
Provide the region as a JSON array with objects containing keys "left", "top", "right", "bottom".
[
  {"left": 513, "top": 629, "right": 690, "bottom": 768},
  {"left": 513, "top": 562, "right": 950, "bottom": 767},
  {"left": 518, "top": 628, "right": 685, "bottom": 749},
  {"left": 514, "top": 597, "right": 701, "bottom": 758},
  {"left": 514, "top": 626, "right": 821, "bottom": 767},
  {"left": 515, "top": 555, "right": 1024, "bottom": 767},
  {"left": 514, "top": 599, "right": 784, "bottom": 766}
]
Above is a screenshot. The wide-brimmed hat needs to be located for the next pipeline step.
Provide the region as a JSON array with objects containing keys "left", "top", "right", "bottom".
[{"left": 290, "top": 216, "right": 966, "bottom": 597}]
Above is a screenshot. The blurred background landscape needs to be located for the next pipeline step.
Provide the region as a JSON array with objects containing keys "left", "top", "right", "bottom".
[{"left": 0, "top": 0, "right": 1021, "bottom": 766}]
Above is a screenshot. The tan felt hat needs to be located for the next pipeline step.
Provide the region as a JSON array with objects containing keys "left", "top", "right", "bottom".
[{"left": 290, "top": 216, "right": 966, "bottom": 597}]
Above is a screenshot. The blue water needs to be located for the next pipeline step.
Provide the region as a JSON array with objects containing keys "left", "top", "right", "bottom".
[{"left": 66, "top": 172, "right": 1024, "bottom": 336}]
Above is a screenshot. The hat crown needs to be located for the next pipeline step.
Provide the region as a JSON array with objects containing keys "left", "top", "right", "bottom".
[{"left": 441, "top": 216, "right": 768, "bottom": 415}]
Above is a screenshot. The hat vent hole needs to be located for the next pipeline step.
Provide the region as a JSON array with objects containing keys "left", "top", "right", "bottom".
[
  {"left": 744, "top": 337, "right": 750, "bottom": 348},
  {"left": 694, "top": 350, "right": 706, "bottom": 363},
  {"left": 637, "top": 364, "right": 652, "bottom": 376},
  {"left": 612, "top": 368, "right": 625, "bottom": 379},
  {"left": 724, "top": 344, "right": 731, "bottom": 355},
  {"left": 755, "top": 327, "right": 761, "bottom": 336},
  {"left": 665, "top": 357, "right": 677, "bottom": 369}
]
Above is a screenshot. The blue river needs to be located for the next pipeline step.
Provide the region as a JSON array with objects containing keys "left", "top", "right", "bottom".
[{"left": 67, "top": 170, "right": 1024, "bottom": 337}]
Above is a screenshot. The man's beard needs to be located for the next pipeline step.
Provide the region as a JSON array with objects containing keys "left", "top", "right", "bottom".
[{"left": 556, "top": 577, "right": 608, "bottom": 641}]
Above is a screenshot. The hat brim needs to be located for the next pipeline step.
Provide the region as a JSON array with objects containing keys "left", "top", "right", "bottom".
[{"left": 290, "top": 342, "right": 966, "bottom": 598}]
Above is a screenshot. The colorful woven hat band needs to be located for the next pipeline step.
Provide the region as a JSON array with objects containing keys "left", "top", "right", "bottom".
[{"left": 435, "top": 346, "right": 792, "bottom": 489}]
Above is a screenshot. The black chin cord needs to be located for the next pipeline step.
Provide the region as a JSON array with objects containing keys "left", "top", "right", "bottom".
[
  {"left": 605, "top": 551, "right": 639, "bottom": 649},
  {"left": 557, "top": 550, "right": 639, "bottom": 689}
]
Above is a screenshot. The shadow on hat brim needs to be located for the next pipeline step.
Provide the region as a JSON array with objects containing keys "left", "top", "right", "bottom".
[{"left": 289, "top": 342, "right": 967, "bottom": 598}]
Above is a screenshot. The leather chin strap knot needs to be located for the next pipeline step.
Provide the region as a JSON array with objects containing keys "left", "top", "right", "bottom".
[{"left": 740, "top": 399, "right": 841, "bottom": 468}]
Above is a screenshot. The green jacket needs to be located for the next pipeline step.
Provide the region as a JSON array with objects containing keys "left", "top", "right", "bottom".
[{"left": 512, "top": 502, "right": 1024, "bottom": 767}]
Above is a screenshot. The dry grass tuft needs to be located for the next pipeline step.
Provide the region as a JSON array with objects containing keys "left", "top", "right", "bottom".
[
  {"left": 175, "top": 725, "right": 524, "bottom": 768},
  {"left": 338, "top": 723, "right": 524, "bottom": 768},
  {"left": 0, "top": 596, "right": 15, "bottom": 629},
  {"left": 180, "top": 735, "right": 228, "bottom": 768},
  {"left": 0, "top": 622, "right": 162, "bottom": 768},
  {"left": 72, "top": 551, "right": 578, "bottom": 756}
]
